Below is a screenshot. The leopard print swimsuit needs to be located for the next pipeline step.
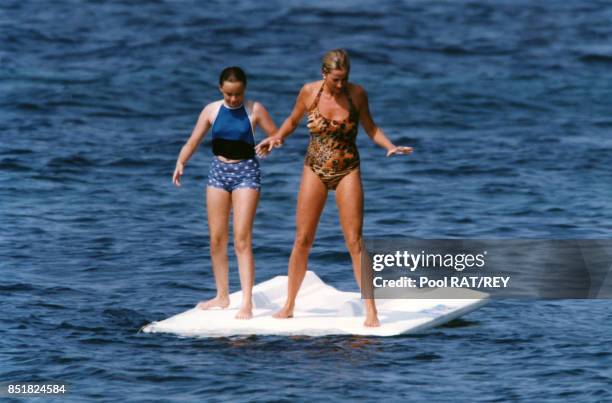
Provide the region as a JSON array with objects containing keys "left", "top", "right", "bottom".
[{"left": 304, "top": 83, "right": 360, "bottom": 190}]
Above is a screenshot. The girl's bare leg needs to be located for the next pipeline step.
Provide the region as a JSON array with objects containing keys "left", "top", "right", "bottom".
[
  {"left": 231, "top": 188, "right": 260, "bottom": 319},
  {"left": 274, "top": 166, "right": 327, "bottom": 318},
  {"left": 197, "top": 186, "right": 231, "bottom": 309},
  {"left": 335, "top": 169, "right": 380, "bottom": 327}
]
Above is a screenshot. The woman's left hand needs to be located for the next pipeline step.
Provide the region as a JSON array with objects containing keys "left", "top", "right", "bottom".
[{"left": 386, "top": 146, "right": 413, "bottom": 157}]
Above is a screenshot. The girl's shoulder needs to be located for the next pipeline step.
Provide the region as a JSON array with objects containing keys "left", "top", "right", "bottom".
[
  {"left": 203, "top": 99, "right": 224, "bottom": 114},
  {"left": 245, "top": 100, "right": 268, "bottom": 117},
  {"left": 204, "top": 99, "right": 224, "bottom": 108},
  {"left": 201, "top": 100, "right": 224, "bottom": 123}
]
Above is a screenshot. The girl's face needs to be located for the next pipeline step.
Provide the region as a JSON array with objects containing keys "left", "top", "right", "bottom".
[
  {"left": 219, "top": 80, "right": 245, "bottom": 108},
  {"left": 323, "top": 68, "right": 348, "bottom": 95}
]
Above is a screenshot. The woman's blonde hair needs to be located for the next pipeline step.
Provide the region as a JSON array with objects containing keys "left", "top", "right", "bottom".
[{"left": 321, "top": 49, "right": 350, "bottom": 75}]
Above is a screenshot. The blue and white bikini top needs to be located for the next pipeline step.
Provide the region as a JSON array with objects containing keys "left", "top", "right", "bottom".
[{"left": 210, "top": 101, "right": 255, "bottom": 160}]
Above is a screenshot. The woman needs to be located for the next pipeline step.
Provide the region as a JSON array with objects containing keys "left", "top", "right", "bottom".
[
  {"left": 173, "top": 66, "right": 277, "bottom": 319},
  {"left": 256, "top": 49, "right": 412, "bottom": 327}
]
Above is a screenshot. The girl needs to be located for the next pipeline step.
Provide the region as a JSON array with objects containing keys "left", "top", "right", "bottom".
[{"left": 173, "top": 67, "right": 277, "bottom": 319}]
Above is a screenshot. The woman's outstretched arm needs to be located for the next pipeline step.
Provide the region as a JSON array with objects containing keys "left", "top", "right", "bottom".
[
  {"left": 255, "top": 84, "right": 311, "bottom": 156},
  {"left": 355, "top": 85, "right": 413, "bottom": 157}
]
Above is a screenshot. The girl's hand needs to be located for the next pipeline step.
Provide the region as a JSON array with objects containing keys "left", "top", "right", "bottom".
[
  {"left": 386, "top": 146, "right": 413, "bottom": 157},
  {"left": 255, "top": 136, "right": 283, "bottom": 158},
  {"left": 172, "top": 162, "right": 184, "bottom": 186}
]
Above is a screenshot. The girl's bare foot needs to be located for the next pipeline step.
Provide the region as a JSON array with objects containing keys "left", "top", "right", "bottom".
[
  {"left": 195, "top": 295, "right": 230, "bottom": 310},
  {"left": 273, "top": 305, "right": 294, "bottom": 319},
  {"left": 235, "top": 304, "right": 253, "bottom": 320}
]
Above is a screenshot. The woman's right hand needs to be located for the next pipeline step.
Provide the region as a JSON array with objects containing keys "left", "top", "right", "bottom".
[
  {"left": 172, "top": 162, "right": 184, "bottom": 186},
  {"left": 255, "top": 136, "right": 283, "bottom": 158}
]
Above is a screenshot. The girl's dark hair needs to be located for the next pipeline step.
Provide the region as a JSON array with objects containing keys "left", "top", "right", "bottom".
[{"left": 219, "top": 66, "right": 247, "bottom": 86}]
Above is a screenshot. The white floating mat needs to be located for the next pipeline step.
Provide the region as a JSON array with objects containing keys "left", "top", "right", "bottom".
[{"left": 142, "top": 271, "right": 488, "bottom": 337}]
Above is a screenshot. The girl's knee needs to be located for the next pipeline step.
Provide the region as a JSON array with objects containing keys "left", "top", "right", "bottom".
[
  {"left": 210, "top": 234, "right": 228, "bottom": 253},
  {"left": 233, "top": 234, "right": 252, "bottom": 254}
]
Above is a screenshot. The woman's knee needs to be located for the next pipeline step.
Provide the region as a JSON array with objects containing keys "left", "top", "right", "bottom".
[
  {"left": 294, "top": 231, "right": 315, "bottom": 250},
  {"left": 344, "top": 234, "right": 363, "bottom": 254}
]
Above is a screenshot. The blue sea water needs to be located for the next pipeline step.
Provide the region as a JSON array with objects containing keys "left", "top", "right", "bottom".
[{"left": 2, "top": 0, "right": 612, "bottom": 401}]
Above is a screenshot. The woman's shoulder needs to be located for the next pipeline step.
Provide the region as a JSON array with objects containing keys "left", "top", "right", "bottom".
[
  {"left": 346, "top": 83, "right": 367, "bottom": 109},
  {"left": 297, "top": 81, "right": 323, "bottom": 107},
  {"left": 300, "top": 80, "right": 323, "bottom": 95},
  {"left": 347, "top": 82, "right": 366, "bottom": 98}
]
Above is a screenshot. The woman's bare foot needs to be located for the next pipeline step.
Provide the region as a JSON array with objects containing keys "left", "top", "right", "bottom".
[
  {"left": 195, "top": 295, "right": 230, "bottom": 310},
  {"left": 273, "top": 304, "right": 294, "bottom": 319},
  {"left": 364, "top": 305, "right": 380, "bottom": 327},
  {"left": 364, "top": 314, "right": 380, "bottom": 327},
  {"left": 235, "top": 304, "right": 253, "bottom": 320}
]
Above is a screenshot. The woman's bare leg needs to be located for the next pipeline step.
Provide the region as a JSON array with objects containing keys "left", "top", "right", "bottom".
[
  {"left": 274, "top": 166, "right": 327, "bottom": 318},
  {"left": 231, "top": 188, "right": 260, "bottom": 319},
  {"left": 197, "top": 186, "right": 231, "bottom": 309},
  {"left": 335, "top": 169, "right": 380, "bottom": 327}
]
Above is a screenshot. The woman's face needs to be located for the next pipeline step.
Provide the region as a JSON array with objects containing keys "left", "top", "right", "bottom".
[
  {"left": 323, "top": 68, "right": 348, "bottom": 95},
  {"left": 219, "top": 80, "right": 245, "bottom": 108}
]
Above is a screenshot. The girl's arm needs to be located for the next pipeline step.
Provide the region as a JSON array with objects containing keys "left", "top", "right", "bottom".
[
  {"left": 172, "top": 104, "right": 214, "bottom": 186},
  {"left": 355, "top": 86, "right": 413, "bottom": 157},
  {"left": 252, "top": 101, "right": 278, "bottom": 138}
]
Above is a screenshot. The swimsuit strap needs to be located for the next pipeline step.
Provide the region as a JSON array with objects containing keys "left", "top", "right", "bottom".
[
  {"left": 344, "top": 86, "right": 358, "bottom": 121},
  {"left": 309, "top": 82, "right": 326, "bottom": 111},
  {"left": 310, "top": 81, "right": 358, "bottom": 122}
]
